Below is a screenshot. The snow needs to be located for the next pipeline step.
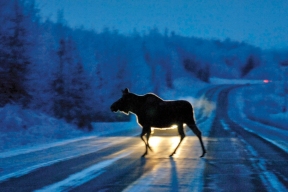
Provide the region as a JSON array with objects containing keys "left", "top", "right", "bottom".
[
  {"left": 0, "top": 76, "right": 287, "bottom": 191},
  {"left": 210, "top": 77, "right": 266, "bottom": 85},
  {"left": 35, "top": 151, "right": 131, "bottom": 192},
  {"left": 0, "top": 105, "right": 80, "bottom": 152},
  {"left": 0, "top": 137, "right": 135, "bottom": 182},
  {"left": 220, "top": 119, "right": 287, "bottom": 191},
  {"left": 0, "top": 1, "right": 288, "bottom": 190},
  {"left": 0, "top": 78, "right": 286, "bottom": 155},
  {"left": 0, "top": 104, "right": 138, "bottom": 155},
  {"left": 1, "top": 0, "right": 286, "bottom": 159},
  {"left": 0, "top": 76, "right": 205, "bottom": 156},
  {"left": 236, "top": 83, "right": 288, "bottom": 130},
  {"left": 270, "top": 112, "right": 288, "bottom": 125},
  {"left": 237, "top": 133, "right": 287, "bottom": 192},
  {"left": 227, "top": 83, "right": 288, "bottom": 153}
]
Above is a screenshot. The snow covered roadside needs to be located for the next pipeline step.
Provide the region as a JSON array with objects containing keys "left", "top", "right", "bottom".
[
  {"left": 227, "top": 85, "right": 288, "bottom": 153},
  {"left": 0, "top": 104, "right": 139, "bottom": 155},
  {"left": 237, "top": 83, "right": 287, "bottom": 130},
  {"left": 0, "top": 105, "right": 81, "bottom": 153},
  {"left": 209, "top": 77, "right": 287, "bottom": 129},
  {"left": 0, "top": 104, "right": 139, "bottom": 182},
  {"left": 210, "top": 77, "right": 267, "bottom": 85}
]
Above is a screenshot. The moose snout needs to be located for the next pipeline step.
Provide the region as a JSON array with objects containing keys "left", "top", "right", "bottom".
[{"left": 110, "top": 104, "right": 117, "bottom": 112}]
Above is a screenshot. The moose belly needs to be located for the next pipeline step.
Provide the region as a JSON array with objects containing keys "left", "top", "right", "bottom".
[
  {"left": 150, "top": 121, "right": 178, "bottom": 128},
  {"left": 138, "top": 110, "right": 186, "bottom": 128}
]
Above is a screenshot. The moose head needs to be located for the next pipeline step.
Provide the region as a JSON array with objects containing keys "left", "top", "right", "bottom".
[{"left": 110, "top": 88, "right": 133, "bottom": 115}]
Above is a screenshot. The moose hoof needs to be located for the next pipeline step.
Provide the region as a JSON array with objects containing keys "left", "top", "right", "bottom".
[
  {"left": 141, "top": 153, "right": 147, "bottom": 157},
  {"left": 148, "top": 146, "right": 153, "bottom": 152},
  {"left": 200, "top": 152, "right": 206, "bottom": 158}
]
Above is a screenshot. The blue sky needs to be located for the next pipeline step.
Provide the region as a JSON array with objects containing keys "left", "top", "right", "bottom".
[{"left": 35, "top": 0, "right": 288, "bottom": 50}]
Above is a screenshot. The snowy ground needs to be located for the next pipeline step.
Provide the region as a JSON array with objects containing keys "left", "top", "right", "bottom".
[
  {"left": 0, "top": 104, "right": 139, "bottom": 155},
  {"left": 211, "top": 77, "right": 287, "bottom": 130},
  {"left": 228, "top": 86, "right": 288, "bottom": 153},
  {"left": 239, "top": 83, "right": 288, "bottom": 129}
]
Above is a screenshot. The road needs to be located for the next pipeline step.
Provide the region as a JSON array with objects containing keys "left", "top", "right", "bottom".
[{"left": 0, "top": 85, "right": 287, "bottom": 191}]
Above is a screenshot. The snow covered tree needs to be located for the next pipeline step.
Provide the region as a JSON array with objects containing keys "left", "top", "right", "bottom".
[
  {"left": 67, "top": 62, "right": 92, "bottom": 129},
  {"left": 183, "top": 59, "right": 210, "bottom": 82},
  {"left": 52, "top": 37, "right": 92, "bottom": 129},
  {"left": 0, "top": 0, "right": 32, "bottom": 106},
  {"left": 241, "top": 55, "right": 259, "bottom": 77}
]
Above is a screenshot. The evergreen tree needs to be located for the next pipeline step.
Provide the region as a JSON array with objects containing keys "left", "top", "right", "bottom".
[
  {"left": 70, "top": 62, "right": 92, "bottom": 129},
  {"left": 52, "top": 38, "right": 92, "bottom": 129},
  {"left": 53, "top": 39, "right": 66, "bottom": 118},
  {"left": 241, "top": 55, "right": 257, "bottom": 77},
  {"left": 0, "top": 0, "right": 31, "bottom": 106}
]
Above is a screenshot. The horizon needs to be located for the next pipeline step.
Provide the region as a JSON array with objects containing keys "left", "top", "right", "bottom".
[{"left": 35, "top": 0, "right": 288, "bottom": 50}]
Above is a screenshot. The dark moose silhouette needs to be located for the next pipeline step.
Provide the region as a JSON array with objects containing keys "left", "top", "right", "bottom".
[{"left": 111, "top": 88, "right": 206, "bottom": 157}]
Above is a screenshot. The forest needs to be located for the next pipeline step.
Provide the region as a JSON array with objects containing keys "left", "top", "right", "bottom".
[{"left": 0, "top": 0, "right": 287, "bottom": 130}]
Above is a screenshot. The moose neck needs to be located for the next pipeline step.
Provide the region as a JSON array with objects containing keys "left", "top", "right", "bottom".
[{"left": 128, "top": 94, "right": 145, "bottom": 116}]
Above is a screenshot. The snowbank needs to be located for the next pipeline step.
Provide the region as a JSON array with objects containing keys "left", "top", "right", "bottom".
[
  {"left": 210, "top": 77, "right": 266, "bottom": 85},
  {"left": 240, "top": 83, "right": 287, "bottom": 130},
  {"left": 0, "top": 105, "right": 86, "bottom": 152},
  {"left": 0, "top": 103, "right": 141, "bottom": 153}
]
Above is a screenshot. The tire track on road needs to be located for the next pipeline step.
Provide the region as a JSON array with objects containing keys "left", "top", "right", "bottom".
[
  {"left": 203, "top": 86, "right": 288, "bottom": 191},
  {"left": 0, "top": 137, "right": 140, "bottom": 192},
  {"left": 203, "top": 85, "right": 264, "bottom": 191},
  {"left": 222, "top": 89, "right": 288, "bottom": 190}
]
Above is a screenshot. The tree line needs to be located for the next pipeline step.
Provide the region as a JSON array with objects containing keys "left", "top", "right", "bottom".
[{"left": 1, "top": 0, "right": 275, "bottom": 130}]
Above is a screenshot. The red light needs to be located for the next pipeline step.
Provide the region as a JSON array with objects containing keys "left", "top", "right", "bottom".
[{"left": 263, "top": 79, "right": 269, "bottom": 83}]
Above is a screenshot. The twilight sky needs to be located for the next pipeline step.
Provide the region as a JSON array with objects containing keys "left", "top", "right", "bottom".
[{"left": 35, "top": 0, "right": 288, "bottom": 50}]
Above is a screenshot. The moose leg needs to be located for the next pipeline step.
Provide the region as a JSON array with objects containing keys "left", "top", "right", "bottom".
[
  {"left": 170, "top": 124, "right": 185, "bottom": 156},
  {"left": 188, "top": 124, "right": 206, "bottom": 157},
  {"left": 140, "top": 129, "right": 148, "bottom": 157},
  {"left": 146, "top": 127, "right": 153, "bottom": 152},
  {"left": 140, "top": 127, "right": 152, "bottom": 157}
]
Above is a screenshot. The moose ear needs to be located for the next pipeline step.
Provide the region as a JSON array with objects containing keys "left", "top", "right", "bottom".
[{"left": 122, "top": 88, "right": 129, "bottom": 94}]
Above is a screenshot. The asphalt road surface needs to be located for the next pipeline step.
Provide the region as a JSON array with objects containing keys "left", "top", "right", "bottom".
[{"left": 0, "top": 85, "right": 287, "bottom": 191}]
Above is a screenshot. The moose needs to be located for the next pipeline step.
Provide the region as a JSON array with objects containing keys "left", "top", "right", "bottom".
[{"left": 110, "top": 88, "right": 206, "bottom": 157}]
